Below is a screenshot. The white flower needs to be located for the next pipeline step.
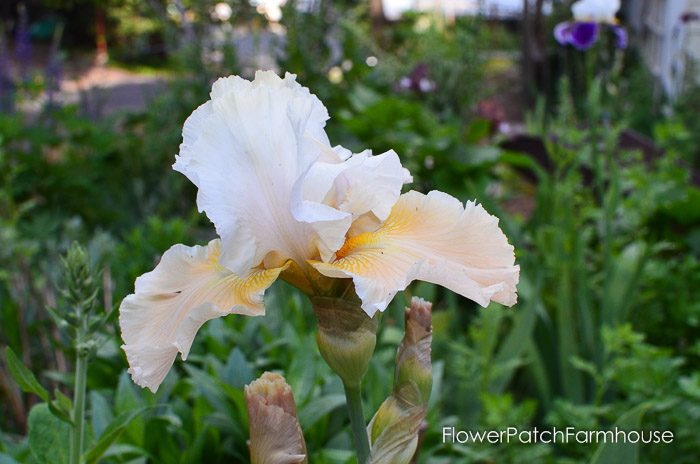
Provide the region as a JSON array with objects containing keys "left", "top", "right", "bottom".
[
  {"left": 571, "top": 0, "right": 620, "bottom": 23},
  {"left": 119, "top": 71, "right": 519, "bottom": 392}
]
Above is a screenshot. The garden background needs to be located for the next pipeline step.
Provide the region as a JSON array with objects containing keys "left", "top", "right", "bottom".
[{"left": 1, "top": 0, "right": 700, "bottom": 462}]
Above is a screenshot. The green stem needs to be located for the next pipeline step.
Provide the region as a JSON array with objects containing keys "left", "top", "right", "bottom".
[
  {"left": 343, "top": 382, "right": 370, "bottom": 464},
  {"left": 69, "top": 344, "right": 88, "bottom": 464}
]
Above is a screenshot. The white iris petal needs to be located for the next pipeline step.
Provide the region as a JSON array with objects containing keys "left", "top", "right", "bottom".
[
  {"left": 293, "top": 145, "right": 412, "bottom": 262},
  {"left": 174, "top": 71, "right": 333, "bottom": 273},
  {"left": 313, "top": 191, "right": 520, "bottom": 316},
  {"left": 571, "top": 0, "right": 620, "bottom": 23},
  {"left": 119, "top": 239, "right": 287, "bottom": 392}
]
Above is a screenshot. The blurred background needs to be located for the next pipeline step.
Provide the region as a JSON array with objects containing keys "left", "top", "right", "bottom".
[{"left": 1, "top": 0, "right": 699, "bottom": 462}]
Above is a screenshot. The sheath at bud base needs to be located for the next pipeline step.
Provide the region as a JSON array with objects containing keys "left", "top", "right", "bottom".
[{"left": 312, "top": 296, "right": 379, "bottom": 387}]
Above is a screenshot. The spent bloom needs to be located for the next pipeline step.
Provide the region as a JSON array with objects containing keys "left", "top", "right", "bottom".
[
  {"left": 554, "top": 0, "right": 627, "bottom": 50},
  {"left": 119, "top": 71, "right": 519, "bottom": 392}
]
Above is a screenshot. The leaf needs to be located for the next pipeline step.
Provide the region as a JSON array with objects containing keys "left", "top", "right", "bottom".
[
  {"left": 114, "top": 372, "right": 145, "bottom": 442},
  {"left": 83, "top": 407, "right": 150, "bottom": 464},
  {"left": 570, "top": 357, "right": 600, "bottom": 382},
  {"left": 90, "top": 391, "right": 114, "bottom": 439},
  {"left": 54, "top": 388, "right": 73, "bottom": 414},
  {"left": 27, "top": 403, "right": 70, "bottom": 464},
  {"left": 491, "top": 287, "right": 540, "bottom": 393},
  {"left": 298, "top": 394, "right": 346, "bottom": 429},
  {"left": 222, "top": 348, "right": 254, "bottom": 389},
  {"left": 115, "top": 371, "right": 142, "bottom": 415},
  {"left": 4, "top": 347, "right": 49, "bottom": 402},
  {"left": 48, "top": 399, "right": 73, "bottom": 425},
  {"left": 464, "top": 118, "right": 492, "bottom": 143},
  {"left": 589, "top": 403, "right": 650, "bottom": 464}
]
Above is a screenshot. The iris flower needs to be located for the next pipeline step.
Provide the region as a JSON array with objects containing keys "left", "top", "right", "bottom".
[
  {"left": 554, "top": 0, "right": 627, "bottom": 50},
  {"left": 119, "top": 71, "right": 519, "bottom": 392}
]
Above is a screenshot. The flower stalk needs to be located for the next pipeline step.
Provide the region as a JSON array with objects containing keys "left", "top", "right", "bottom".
[
  {"left": 69, "top": 339, "right": 88, "bottom": 464},
  {"left": 58, "top": 243, "right": 104, "bottom": 464},
  {"left": 343, "top": 382, "right": 371, "bottom": 464},
  {"left": 312, "top": 296, "right": 378, "bottom": 464}
]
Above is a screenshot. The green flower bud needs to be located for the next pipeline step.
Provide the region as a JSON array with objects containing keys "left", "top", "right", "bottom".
[
  {"left": 60, "top": 242, "right": 100, "bottom": 322},
  {"left": 312, "top": 296, "right": 379, "bottom": 387}
]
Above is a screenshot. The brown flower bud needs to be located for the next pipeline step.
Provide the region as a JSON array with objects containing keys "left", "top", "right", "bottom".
[
  {"left": 245, "top": 372, "right": 307, "bottom": 464},
  {"left": 368, "top": 297, "right": 433, "bottom": 464}
]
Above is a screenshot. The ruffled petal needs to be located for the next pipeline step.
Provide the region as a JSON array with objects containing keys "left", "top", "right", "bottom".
[
  {"left": 173, "top": 71, "right": 333, "bottom": 274},
  {"left": 119, "top": 239, "right": 286, "bottom": 392},
  {"left": 311, "top": 191, "right": 519, "bottom": 316},
  {"left": 292, "top": 146, "right": 412, "bottom": 261}
]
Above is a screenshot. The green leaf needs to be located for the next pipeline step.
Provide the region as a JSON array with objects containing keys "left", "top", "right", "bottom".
[
  {"left": 298, "top": 394, "right": 346, "bottom": 429},
  {"left": 48, "top": 399, "right": 73, "bottom": 425},
  {"left": 114, "top": 372, "right": 145, "bottom": 443},
  {"left": 4, "top": 347, "right": 49, "bottom": 402},
  {"left": 90, "top": 391, "right": 114, "bottom": 439},
  {"left": 589, "top": 403, "right": 650, "bottom": 464},
  {"left": 222, "top": 348, "right": 254, "bottom": 389},
  {"left": 54, "top": 388, "right": 73, "bottom": 414},
  {"left": 464, "top": 118, "right": 492, "bottom": 143},
  {"left": 570, "top": 357, "right": 600, "bottom": 382},
  {"left": 83, "top": 407, "right": 150, "bottom": 464},
  {"left": 115, "top": 372, "right": 142, "bottom": 415},
  {"left": 491, "top": 288, "right": 540, "bottom": 393},
  {"left": 27, "top": 403, "right": 70, "bottom": 464}
]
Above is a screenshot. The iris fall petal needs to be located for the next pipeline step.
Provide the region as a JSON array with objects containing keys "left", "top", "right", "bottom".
[
  {"left": 119, "top": 239, "right": 287, "bottom": 392},
  {"left": 312, "top": 190, "right": 519, "bottom": 316}
]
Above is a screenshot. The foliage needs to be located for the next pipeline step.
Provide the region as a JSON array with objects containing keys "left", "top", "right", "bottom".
[{"left": 2, "top": 5, "right": 700, "bottom": 464}]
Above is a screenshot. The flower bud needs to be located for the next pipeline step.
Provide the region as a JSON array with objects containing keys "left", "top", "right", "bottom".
[
  {"left": 312, "top": 296, "right": 379, "bottom": 387},
  {"left": 368, "top": 297, "right": 432, "bottom": 464},
  {"left": 394, "top": 297, "right": 433, "bottom": 405},
  {"left": 60, "top": 242, "right": 100, "bottom": 320},
  {"left": 245, "top": 372, "right": 307, "bottom": 464}
]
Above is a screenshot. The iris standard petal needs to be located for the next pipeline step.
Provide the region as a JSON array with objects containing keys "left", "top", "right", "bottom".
[
  {"left": 571, "top": 0, "right": 620, "bottom": 23},
  {"left": 173, "top": 71, "right": 334, "bottom": 275},
  {"left": 292, "top": 146, "right": 412, "bottom": 261},
  {"left": 119, "top": 239, "right": 287, "bottom": 392},
  {"left": 311, "top": 190, "right": 519, "bottom": 316}
]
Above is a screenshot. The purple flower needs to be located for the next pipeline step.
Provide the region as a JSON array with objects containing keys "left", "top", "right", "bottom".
[
  {"left": 554, "top": 21, "right": 627, "bottom": 50},
  {"left": 554, "top": 0, "right": 627, "bottom": 50}
]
